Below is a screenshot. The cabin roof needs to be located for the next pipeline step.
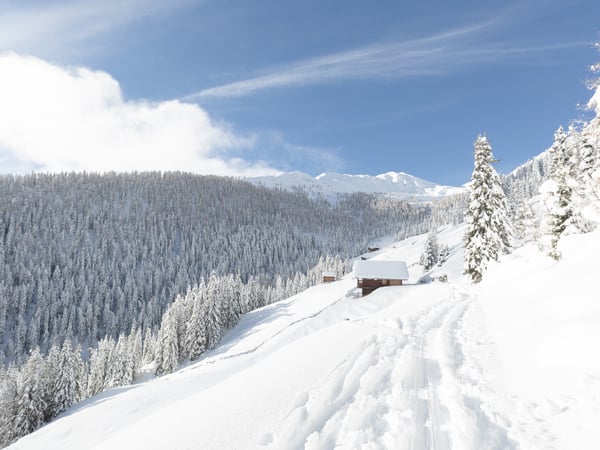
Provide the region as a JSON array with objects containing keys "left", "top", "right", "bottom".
[
  {"left": 322, "top": 272, "right": 336, "bottom": 277},
  {"left": 352, "top": 260, "right": 409, "bottom": 280}
]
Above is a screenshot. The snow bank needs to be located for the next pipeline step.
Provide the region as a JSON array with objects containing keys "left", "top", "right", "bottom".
[{"left": 473, "top": 228, "right": 600, "bottom": 448}]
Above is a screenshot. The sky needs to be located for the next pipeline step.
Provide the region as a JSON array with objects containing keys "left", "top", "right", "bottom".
[{"left": 1, "top": 0, "right": 599, "bottom": 185}]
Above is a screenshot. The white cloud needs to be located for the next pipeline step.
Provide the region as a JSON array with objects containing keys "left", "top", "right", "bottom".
[
  {"left": 0, "top": 0, "right": 191, "bottom": 59},
  {"left": 188, "top": 18, "right": 588, "bottom": 99},
  {"left": 0, "top": 53, "right": 280, "bottom": 176}
]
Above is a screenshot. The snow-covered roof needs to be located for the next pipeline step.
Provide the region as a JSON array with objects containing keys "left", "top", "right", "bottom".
[
  {"left": 322, "top": 272, "right": 336, "bottom": 277},
  {"left": 352, "top": 260, "right": 409, "bottom": 280}
]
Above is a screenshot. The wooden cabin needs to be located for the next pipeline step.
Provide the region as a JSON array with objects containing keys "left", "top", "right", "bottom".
[
  {"left": 352, "top": 260, "right": 409, "bottom": 296},
  {"left": 322, "top": 272, "right": 336, "bottom": 283}
]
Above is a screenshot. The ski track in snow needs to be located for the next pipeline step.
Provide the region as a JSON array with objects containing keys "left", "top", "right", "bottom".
[{"left": 260, "top": 284, "right": 543, "bottom": 450}]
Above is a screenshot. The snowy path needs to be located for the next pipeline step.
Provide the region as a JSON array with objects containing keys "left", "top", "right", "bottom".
[{"left": 261, "top": 283, "right": 518, "bottom": 450}]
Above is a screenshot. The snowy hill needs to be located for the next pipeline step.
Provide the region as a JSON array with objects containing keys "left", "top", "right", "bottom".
[
  {"left": 249, "top": 171, "right": 466, "bottom": 200},
  {"left": 9, "top": 224, "right": 600, "bottom": 450}
]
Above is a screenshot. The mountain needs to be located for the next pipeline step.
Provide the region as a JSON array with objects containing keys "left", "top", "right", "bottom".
[
  {"left": 9, "top": 223, "right": 600, "bottom": 449},
  {"left": 249, "top": 171, "right": 466, "bottom": 200}
]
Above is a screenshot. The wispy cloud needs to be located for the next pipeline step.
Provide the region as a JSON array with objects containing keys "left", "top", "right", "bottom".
[
  {"left": 246, "top": 131, "right": 344, "bottom": 173},
  {"left": 186, "top": 13, "right": 588, "bottom": 100},
  {"left": 0, "top": 0, "right": 190, "bottom": 59}
]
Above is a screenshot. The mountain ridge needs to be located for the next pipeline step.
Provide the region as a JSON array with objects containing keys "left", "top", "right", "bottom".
[{"left": 248, "top": 170, "right": 466, "bottom": 200}]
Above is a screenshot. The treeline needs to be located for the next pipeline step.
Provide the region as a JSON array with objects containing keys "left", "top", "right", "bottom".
[{"left": 505, "top": 111, "right": 600, "bottom": 248}]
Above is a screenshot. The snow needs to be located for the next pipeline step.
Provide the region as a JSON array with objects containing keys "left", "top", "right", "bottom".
[
  {"left": 9, "top": 225, "right": 600, "bottom": 450},
  {"left": 248, "top": 170, "right": 466, "bottom": 200},
  {"left": 352, "top": 260, "right": 409, "bottom": 280},
  {"left": 538, "top": 179, "right": 557, "bottom": 194}
]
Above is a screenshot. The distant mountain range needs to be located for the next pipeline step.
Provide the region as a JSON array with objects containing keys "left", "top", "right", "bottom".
[{"left": 248, "top": 171, "right": 466, "bottom": 200}]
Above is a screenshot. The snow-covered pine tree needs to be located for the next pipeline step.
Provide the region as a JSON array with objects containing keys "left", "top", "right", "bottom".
[
  {"left": 578, "top": 131, "right": 596, "bottom": 187},
  {"left": 53, "top": 341, "right": 84, "bottom": 415},
  {"left": 130, "top": 328, "right": 143, "bottom": 374},
  {"left": 420, "top": 231, "right": 439, "bottom": 271},
  {"left": 87, "top": 337, "right": 113, "bottom": 397},
  {"left": 582, "top": 42, "right": 600, "bottom": 223},
  {"left": 154, "top": 309, "right": 180, "bottom": 375},
  {"left": 205, "top": 274, "right": 222, "bottom": 350},
  {"left": 13, "top": 349, "right": 47, "bottom": 438},
  {"left": 437, "top": 243, "right": 450, "bottom": 266},
  {"left": 464, "top": 135, "right": 512, "bottom": 283},
  {"left": 0, "top": 366, "right": 19, "bottom": 446},
  {"left": 184, "top": 288, "right": 207, "bottom": 361},
  {"left": 541, "top": 127, "right": 577, "bottom": 260},
  {"left": 512, "top": 199, "right": 537, "bottom": 244}
]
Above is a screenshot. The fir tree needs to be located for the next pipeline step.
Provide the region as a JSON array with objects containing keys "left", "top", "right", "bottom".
[
  {"left": 13, "top": 349, "right": 47, "bottom": 438},
  {"left": 542, "top": 127, "right": 578, "bottom": 259},
  {"left": 513, "top": 200, "right": 537, "bottom": 244},
  {"left": 0, "top": 367, "right": 19, "bottom": 446},
  {"left": 420, "top": 231, "right": 439, "bottom": 271},
  {"left": 464, "top": 135, "right": 512, "bottom": 283},
  {"left": 184, "top": 290, "right": 207, "bottom": 361},
  {"left": 154, "top": 309, "right": 179, "bottom": 375},
  {"left": 437, "top": 243, "right": 450, "bottom": 266}
]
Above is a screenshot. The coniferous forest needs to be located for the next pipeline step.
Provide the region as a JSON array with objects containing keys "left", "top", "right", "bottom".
[{"left": 0, "top": 172, "right": 442, "bottom": 364}]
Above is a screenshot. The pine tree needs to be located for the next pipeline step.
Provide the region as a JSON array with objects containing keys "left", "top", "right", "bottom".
[
  {"left": 154, "top": 309, "right": 179, "bottom": 375},
  {"left": 13, "top": 349, "right": 47, "bottom": 438},
  {"left": 420, "top": 231, "right": 439, "bottom": 271},
  {"left": 542, "top": 127, "right": 578, "bottom": 259},
  {"left": 0, "top": 367, "right": 19, "bottom": 446},
  {"left": 513, "top": 200, "right": 537, "bottom": 244},
  {"left": 437, "top": 243, "right": 450, "bottom": 266},
  {"left": 184, "top": 293, "right": 207, "bottom": 361},
  {"left": 87, "top": 337, "right": 112, "bottom": 397},
  {"left": 464, "top": 135, "right": 512, "bottom": 283}
]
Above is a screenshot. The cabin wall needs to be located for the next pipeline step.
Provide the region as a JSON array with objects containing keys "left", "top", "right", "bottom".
[{"left": 357, "top": 277, "right": 404, "bottom": 296}]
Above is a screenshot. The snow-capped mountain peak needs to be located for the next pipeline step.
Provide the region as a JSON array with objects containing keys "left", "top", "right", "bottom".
[{"left": 249, "top": 170, "right": 465, "bottom": 200}]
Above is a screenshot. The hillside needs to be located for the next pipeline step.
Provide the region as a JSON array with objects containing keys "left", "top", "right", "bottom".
[
  {"left": 0, "top": 172, "right": 431, "bottom": 367},
  {"left": 9, "top": 223, "right": 600, "bottom": 450},
  {"left": 249, "top": 171, "right": 466, "bottom": 200}
]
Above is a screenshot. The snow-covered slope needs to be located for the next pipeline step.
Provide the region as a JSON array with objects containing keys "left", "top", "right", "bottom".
[
  {"left": 249, "top": 171, "right": 466, "bottom": 200},
  {"left": 10, "top": 225, "right": 600, "bottom": 450}
]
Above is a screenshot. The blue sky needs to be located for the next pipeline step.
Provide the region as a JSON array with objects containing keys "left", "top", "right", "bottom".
[{"left": 1, "top": 0, "right": 599, "bottom": 185}]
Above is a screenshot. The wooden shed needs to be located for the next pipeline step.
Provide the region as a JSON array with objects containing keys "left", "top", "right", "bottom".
[
  {"left": 322, "top": 272, "right": 336, "bottom": 283},
  {"left": 352, "top": 260, "right": 409, "bottom": 296}
]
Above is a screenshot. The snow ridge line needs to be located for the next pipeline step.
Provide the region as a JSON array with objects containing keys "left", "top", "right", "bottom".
[{"left": 186, "top": 295, "right": 348, "bottom": 370}]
